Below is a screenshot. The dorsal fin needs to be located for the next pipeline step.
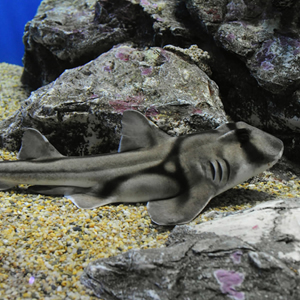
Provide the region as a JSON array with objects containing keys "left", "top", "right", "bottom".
[
  {"left": 17, "top": 128, "right": 64, "bottom": 160},
  {"left": 118, "top": 110, "right": 171, "bottom": 152}
]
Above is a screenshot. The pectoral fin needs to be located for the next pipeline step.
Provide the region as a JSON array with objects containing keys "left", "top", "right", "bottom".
[
  {"left": 147, "top": 185, "right": 215, "bottom": 225},
  {"left": 65, "top": 194, "right": 113, "bottom": 209}
]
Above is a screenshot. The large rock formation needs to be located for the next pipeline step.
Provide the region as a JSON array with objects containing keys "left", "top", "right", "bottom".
[{"left": 81, "top": 197, "right": 300, "bottom": 299}]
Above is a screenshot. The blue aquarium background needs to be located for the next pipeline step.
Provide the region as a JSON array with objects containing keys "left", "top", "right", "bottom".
[{"left": 0, "top": 0, "right": 41, "bottom": 65}]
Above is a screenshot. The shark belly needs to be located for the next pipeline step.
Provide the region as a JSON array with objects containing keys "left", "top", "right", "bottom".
[{"left": 95, "top": 173, "right": 181, "bottom": 203}]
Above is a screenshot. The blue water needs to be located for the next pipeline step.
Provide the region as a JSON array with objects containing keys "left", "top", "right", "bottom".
[{"left": 0, "top": 0, "right": 41, "bottom": 66}]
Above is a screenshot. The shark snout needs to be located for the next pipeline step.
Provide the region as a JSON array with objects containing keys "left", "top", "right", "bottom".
[
  {"left": 268, "top": 136, "right": 284, "bottom": 160},
  {"left": 261, "top": 134, "right": 284, "bottom": 169},
  {"left": 277, "top": 141, "right": 284, "bottom": 158}
]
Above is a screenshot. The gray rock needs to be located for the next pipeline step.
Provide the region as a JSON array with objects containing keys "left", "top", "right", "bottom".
[
  {"left": 21, "top": 0, "right": 138, "bottom": 88},
  {"left": 81, "top": 198, "right": 300, "bottom": 299},
  {"left": 186, "top": 0, "right": 300, "bottom": 60},
  {"left": 186, "top": 0, "right": 283, "bottom": 89},
  {"left": 21, "top": 0, "right": 193, "bottom": 89},
  {"left": 216, "top": 22, "right": 300, "bottom": 95},
  {"left": 1, "top": 45, "right": 226, "bottom": 155}
]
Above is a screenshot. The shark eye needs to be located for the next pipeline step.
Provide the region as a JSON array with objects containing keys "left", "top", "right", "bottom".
[{"left": 236, "top": 128, "right": 250, "bottom": 144}]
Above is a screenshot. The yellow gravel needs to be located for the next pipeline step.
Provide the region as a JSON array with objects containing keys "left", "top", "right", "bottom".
[
  {"left": 0, "top": 63, "right": 30, "bottom": 121},
  {"left": 0, "top": 158, "right": 170, "bottom": 299},
  {"left": 1, "top": 63, "right": 299, "bottom": 299},
  {"left": 237, "top": 171, "right": 300, "bottom": 198}
]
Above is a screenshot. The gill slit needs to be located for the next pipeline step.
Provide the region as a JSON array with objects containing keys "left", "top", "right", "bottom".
[{"left": 209, "top": 159, "right": 230, "bottom": 184}]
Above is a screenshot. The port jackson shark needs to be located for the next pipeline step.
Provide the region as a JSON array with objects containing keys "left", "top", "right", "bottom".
[{"left": 0, "top": 110, "right": 283, "bottom": 225}]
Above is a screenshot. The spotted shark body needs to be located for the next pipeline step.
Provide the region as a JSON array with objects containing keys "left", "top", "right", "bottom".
[{"left": 0, "top": 111, "right": 283, "bottom": 225}]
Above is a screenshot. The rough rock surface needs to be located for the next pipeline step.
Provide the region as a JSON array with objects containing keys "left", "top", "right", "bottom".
[
  {"left": 81, "top": 197, "right": 300, "bottom": 299},
  {"left": 1, "top": 44, "right": 226, "bottom": 155},
  {"left": 21, "top": 0, "right": 193, "bottom": 89},
  {"left": 185, "top": 0, "right": 300, "bottom": 94}
]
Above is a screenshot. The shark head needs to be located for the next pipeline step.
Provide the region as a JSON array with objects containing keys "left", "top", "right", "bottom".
[
  {"left": 148, "top": 119, "right": 284, "bottom": 225},
  {"left": 214, "top": 121, "right": 284, "bottom": 193}
]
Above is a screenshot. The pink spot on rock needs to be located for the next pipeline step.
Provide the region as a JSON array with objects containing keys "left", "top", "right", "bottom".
[
  {"left": 227, "top": 33, "right": 235, "bottom": 42},
  {"left": 89, "top": 94, "right": 99, "bottom": 99},
  {"left": 154, "top": 15, "right": 164, "bottom": 22},
  {"left": 115, "top": 48, "right": 133, "bottom": 61},
  {"left": 214, "top": 269, "right": 245, "bottom": 300},
  {"left": 102, "top": 62, "right": 114, "bottom": 73},
  {"left": 109, "top": 100, "right": 136, "bottom": 113},
  {"left": 204, "top": 8, "right": 222, "bottom": 22},
  {"left": 140, "top": 66, "right": 153, "bottom": 76},
  {"left": 140, "top": 0, "right": 157, "bottom": 7},
  {"left": 261, "top": 61, "right": 274, "bottom": 71},
  {"left": 192, "top": 108, "right": 203, "bottom": 115},
  {"left": 109, "top": 94, "right": 145, "bottom": 113},
  {"left": 103, "top": 66, "right": 111, "bottom": 72},
  {"left": 160, "top": 49, "right": 170, "bottom": 62},
  {"left": 231, "top": 250, "right": 243, "bottom": 264},
  {"left": 141, "top": 0, "right": 151, "bottom": 5},
  {"left": 252, "top": 225, "right": 259, "bottom": 230}
]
